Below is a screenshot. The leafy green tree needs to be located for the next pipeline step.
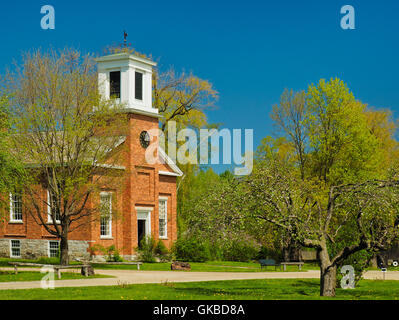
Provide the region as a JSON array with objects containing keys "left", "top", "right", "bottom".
[
  {"left": 244, "top": 157, "right": 399, "bottom": 296},
  {"left": 305, "top": 78, "right": 383, "bottom": 185},
  {"left": 191, "top": 78, "right": 399, "bottom": 297}
]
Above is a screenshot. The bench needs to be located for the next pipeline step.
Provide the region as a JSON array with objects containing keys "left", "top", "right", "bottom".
[
  {"left": 259, "top": 259, "right": 281, "bottom": 270},
  {"left": 8, "top": 262, "right": 92, "bottom": 279},
  {"left": 280, "top": 261, "right": 305, "bottom": 271}
]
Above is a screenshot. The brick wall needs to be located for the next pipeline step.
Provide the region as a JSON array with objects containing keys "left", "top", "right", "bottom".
[{"left": 0, "top": 112, "right": 179, "bottom": 261}]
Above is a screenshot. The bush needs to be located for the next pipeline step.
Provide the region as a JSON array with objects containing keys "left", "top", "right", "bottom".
[
  {"left": 173, "top": 238, "right": 210, "bottom": 262},
  {"left": 155, "top": 240, "right": 174, "bottom": 262},
  {"left": 222, "top": 240, "right": 259, "bottom": 262},
  {"left": 90, "top": 244, "right": 123, "bottom": 262},
  {"left": 105, "top": 245, "right": 123, "bottom": 262},
  {"left": 336, "top": 249, "right": 374, "bottom": 286},
  {"left": 136, "top": 237, "right": 172, "bottom": 262},
  {"left": 257, "top": 246, "right": 282, "bottom": 261},
  {"left": 137, "top": 237, "right": 157, "bottom": 263},
  {"left": 155, "top": 240, "right": 169, "bottom": 256}
]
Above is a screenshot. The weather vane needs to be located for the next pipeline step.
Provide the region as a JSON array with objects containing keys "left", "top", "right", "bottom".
[{"left": 122, "top": 30, "right": 131, "bottom": 48}]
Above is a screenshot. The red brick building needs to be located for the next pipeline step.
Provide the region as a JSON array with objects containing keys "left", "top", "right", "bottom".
[{"left": 0, "top": 52, "right": 182, "bottom": 261}]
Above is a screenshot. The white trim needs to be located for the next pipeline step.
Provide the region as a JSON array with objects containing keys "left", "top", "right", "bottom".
[
  {"left": 159, "top": 171, "right": 180, "bottom": 177},
  {"left": 48, "top": 240, "right": 60, "bottom": 258},
  {"left": 118, "top": 107, "right": 161, "bottom": 118},
  {"left": 9, "top": 193, "right": 23, "bottom": 223},
  {"left": 95, "top": 164, "right": 126, "bottom": 170},
  {"left": 158, "top": 198, "right": 168, "bottom": 240},
  {"left": 158, "top": 147, "right": 184, "bottom": 177},
  {"left": 10, "top": 240, "right": 21, "bottom": 258},
  {"left": 47, "top": 190, "right": 61, "bottom": 224},
  {"left": 134, "top": 70, "right": 144, "bottom": 102},
  {"left": 135, "top": 207, "right": 154, "bottom": 212},
  {"left": 95, "top": 53, "right": 157, "bottom": 67},
  {"left": 100, "top": 192, "right": 113, "bottom": 239},
  {"left": 136, "top": 208, "right": 152, "bottom": 240}
]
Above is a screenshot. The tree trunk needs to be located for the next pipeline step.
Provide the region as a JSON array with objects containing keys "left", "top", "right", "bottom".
[
  {"left": 320, "top": 265, "right": 337, "bottom": 297},
  {"left": 317, "top": 243, "right": 337, "bottom": 297},
  {"left": 282, "top": 247, "right": 290, "bottom": 262},
  {"left": 289, "top": 243, "right": 302, "bottom": 262},
  {"left": 60, "top": 235, "right": 69, "bottom": 266}
]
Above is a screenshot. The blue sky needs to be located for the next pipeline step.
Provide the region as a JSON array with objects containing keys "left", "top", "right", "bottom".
[{"left": 1, "top": 0, "right": 398, "bottom": 172}]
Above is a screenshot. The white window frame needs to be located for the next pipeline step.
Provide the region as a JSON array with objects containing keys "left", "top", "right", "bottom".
[
  {"left": 100, "top": 192, "right": 113, "bottom": 239},
  {"left": 134, "top": 70, "right": 145, "bottom": 103},
  {"left": 10, "top": 193, "right": 23, "bottom": 223},
  {"left": 108, "top": 69, "right": 122, "bottom": 102},
  {"left": 48, "top": 241, "right": 60, "bottom": 258},
  {"left": 10, "top": 240, "right": 21, "bottom": 258},
  {"left": 47, "top": 190, "right": 61, "bottom": 224},
  {"left": 158, "top": 197, "right": 168, "bottom": 239}
]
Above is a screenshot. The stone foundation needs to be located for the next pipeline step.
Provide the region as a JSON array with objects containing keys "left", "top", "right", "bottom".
[{"left": 0, "top": 239, "right": 90, "bottom": 260}]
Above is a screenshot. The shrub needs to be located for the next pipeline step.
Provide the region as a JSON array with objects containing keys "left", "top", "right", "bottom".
[
  {"left": 257, "top": 246, "right": 282, "bottom": 261},
  {"left": 137, "top": 238, "right": 172, "bottom": 262},
  {"left": 90, "top": 244, "right": 123, "bottom": 262},
  {"left": 336, "top": 249, "right": 374, "bottom": 286},
  {"left": 155, "top": 240, "right": 169, "bottom": 256},
  {"left": 137, "top": 237, "right": 157, "bottom": 263},
  {"left": 208, "top": 244, "right": 224, "bottom": 261},
  {"left": 173, "top": 238, "right": 210, "bottom": 262},
  {"left": 105, "top": 245, "right": 123, "bottom": 262},
  {"left": 222, "top": 240, "right": 259, "bottom": 262}
]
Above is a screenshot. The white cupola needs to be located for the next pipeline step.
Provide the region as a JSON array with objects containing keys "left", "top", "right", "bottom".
[{"left": 95, "top": 52, "right": 159, "bottom": 117}]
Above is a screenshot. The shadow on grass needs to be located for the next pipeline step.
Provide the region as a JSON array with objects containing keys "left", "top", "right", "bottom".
[{"left": 157, "top": 279, "right": 322, "bottom": 300}]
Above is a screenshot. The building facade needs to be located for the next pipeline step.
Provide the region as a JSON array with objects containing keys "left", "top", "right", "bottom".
[{"left": 0, "top": 52, "right": 182, "bottom": 261}]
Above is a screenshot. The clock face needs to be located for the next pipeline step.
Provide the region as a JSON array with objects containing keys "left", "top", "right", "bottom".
[{"left": 140, "top": 131, "right": 151, "bottom": 148}]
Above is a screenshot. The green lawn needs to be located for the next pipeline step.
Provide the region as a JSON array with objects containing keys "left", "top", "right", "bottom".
[
  {"left": 0, "top": 257, "right": 319, "bottom": 273},
  {"left": 0, "top": 271, "right": 109, "bottom": 282},
  {"left": 92, "top": 261, "right": 319, "bottom": 272},
  {"left": 0, "top": 279, "right": 398, "bottom": 300},
  {"left": 0, "top": 257, "right": 81, "bottom": 267}
]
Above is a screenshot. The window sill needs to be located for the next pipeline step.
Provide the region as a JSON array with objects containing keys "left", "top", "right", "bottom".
[
  {"left": 100, "top": 237, "right": 114, "bottom": 240},
  {"left": 47, "top": 221, "right": 61, "bottom": 225},
  {"left": 9, "top": 221, "right": 23, "bottom": 224},
  {"left": 159, "top": 237, "right": 168, "bottom": 240}
]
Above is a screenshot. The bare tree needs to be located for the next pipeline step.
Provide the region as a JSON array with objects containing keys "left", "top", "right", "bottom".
[
  {"left": 6, "top": 49, "right": 127, "bottom": 265},
  {"left": 153, "top": 68, "right": 218, "bottom": 132},
  {"left": 271, "top": 89, "right": 308, "bottom": 180}
]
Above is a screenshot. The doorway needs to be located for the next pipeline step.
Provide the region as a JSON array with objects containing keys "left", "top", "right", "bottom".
[
  {"left": 138, "top": 220, "right": 146, "bottom": 249},
  {"left": 136, "top": 208, "right": 152, "bottom": 248}
]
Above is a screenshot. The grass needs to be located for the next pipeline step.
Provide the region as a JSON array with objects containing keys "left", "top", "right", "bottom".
[
  {"left": 0, "top": 257, "right": 319, "bottom": 274},
  {"left": 0, "top": 257, "right": 81, "bottom": 267},
  {"left": 0, "top": 279, "right": 398, "bottom": 300},
  {"left": 0, "top": 271, "right": 110, "bottom": 282},
  {"left": 92, "top": 261, "right": 320, "bottom": 272}
]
